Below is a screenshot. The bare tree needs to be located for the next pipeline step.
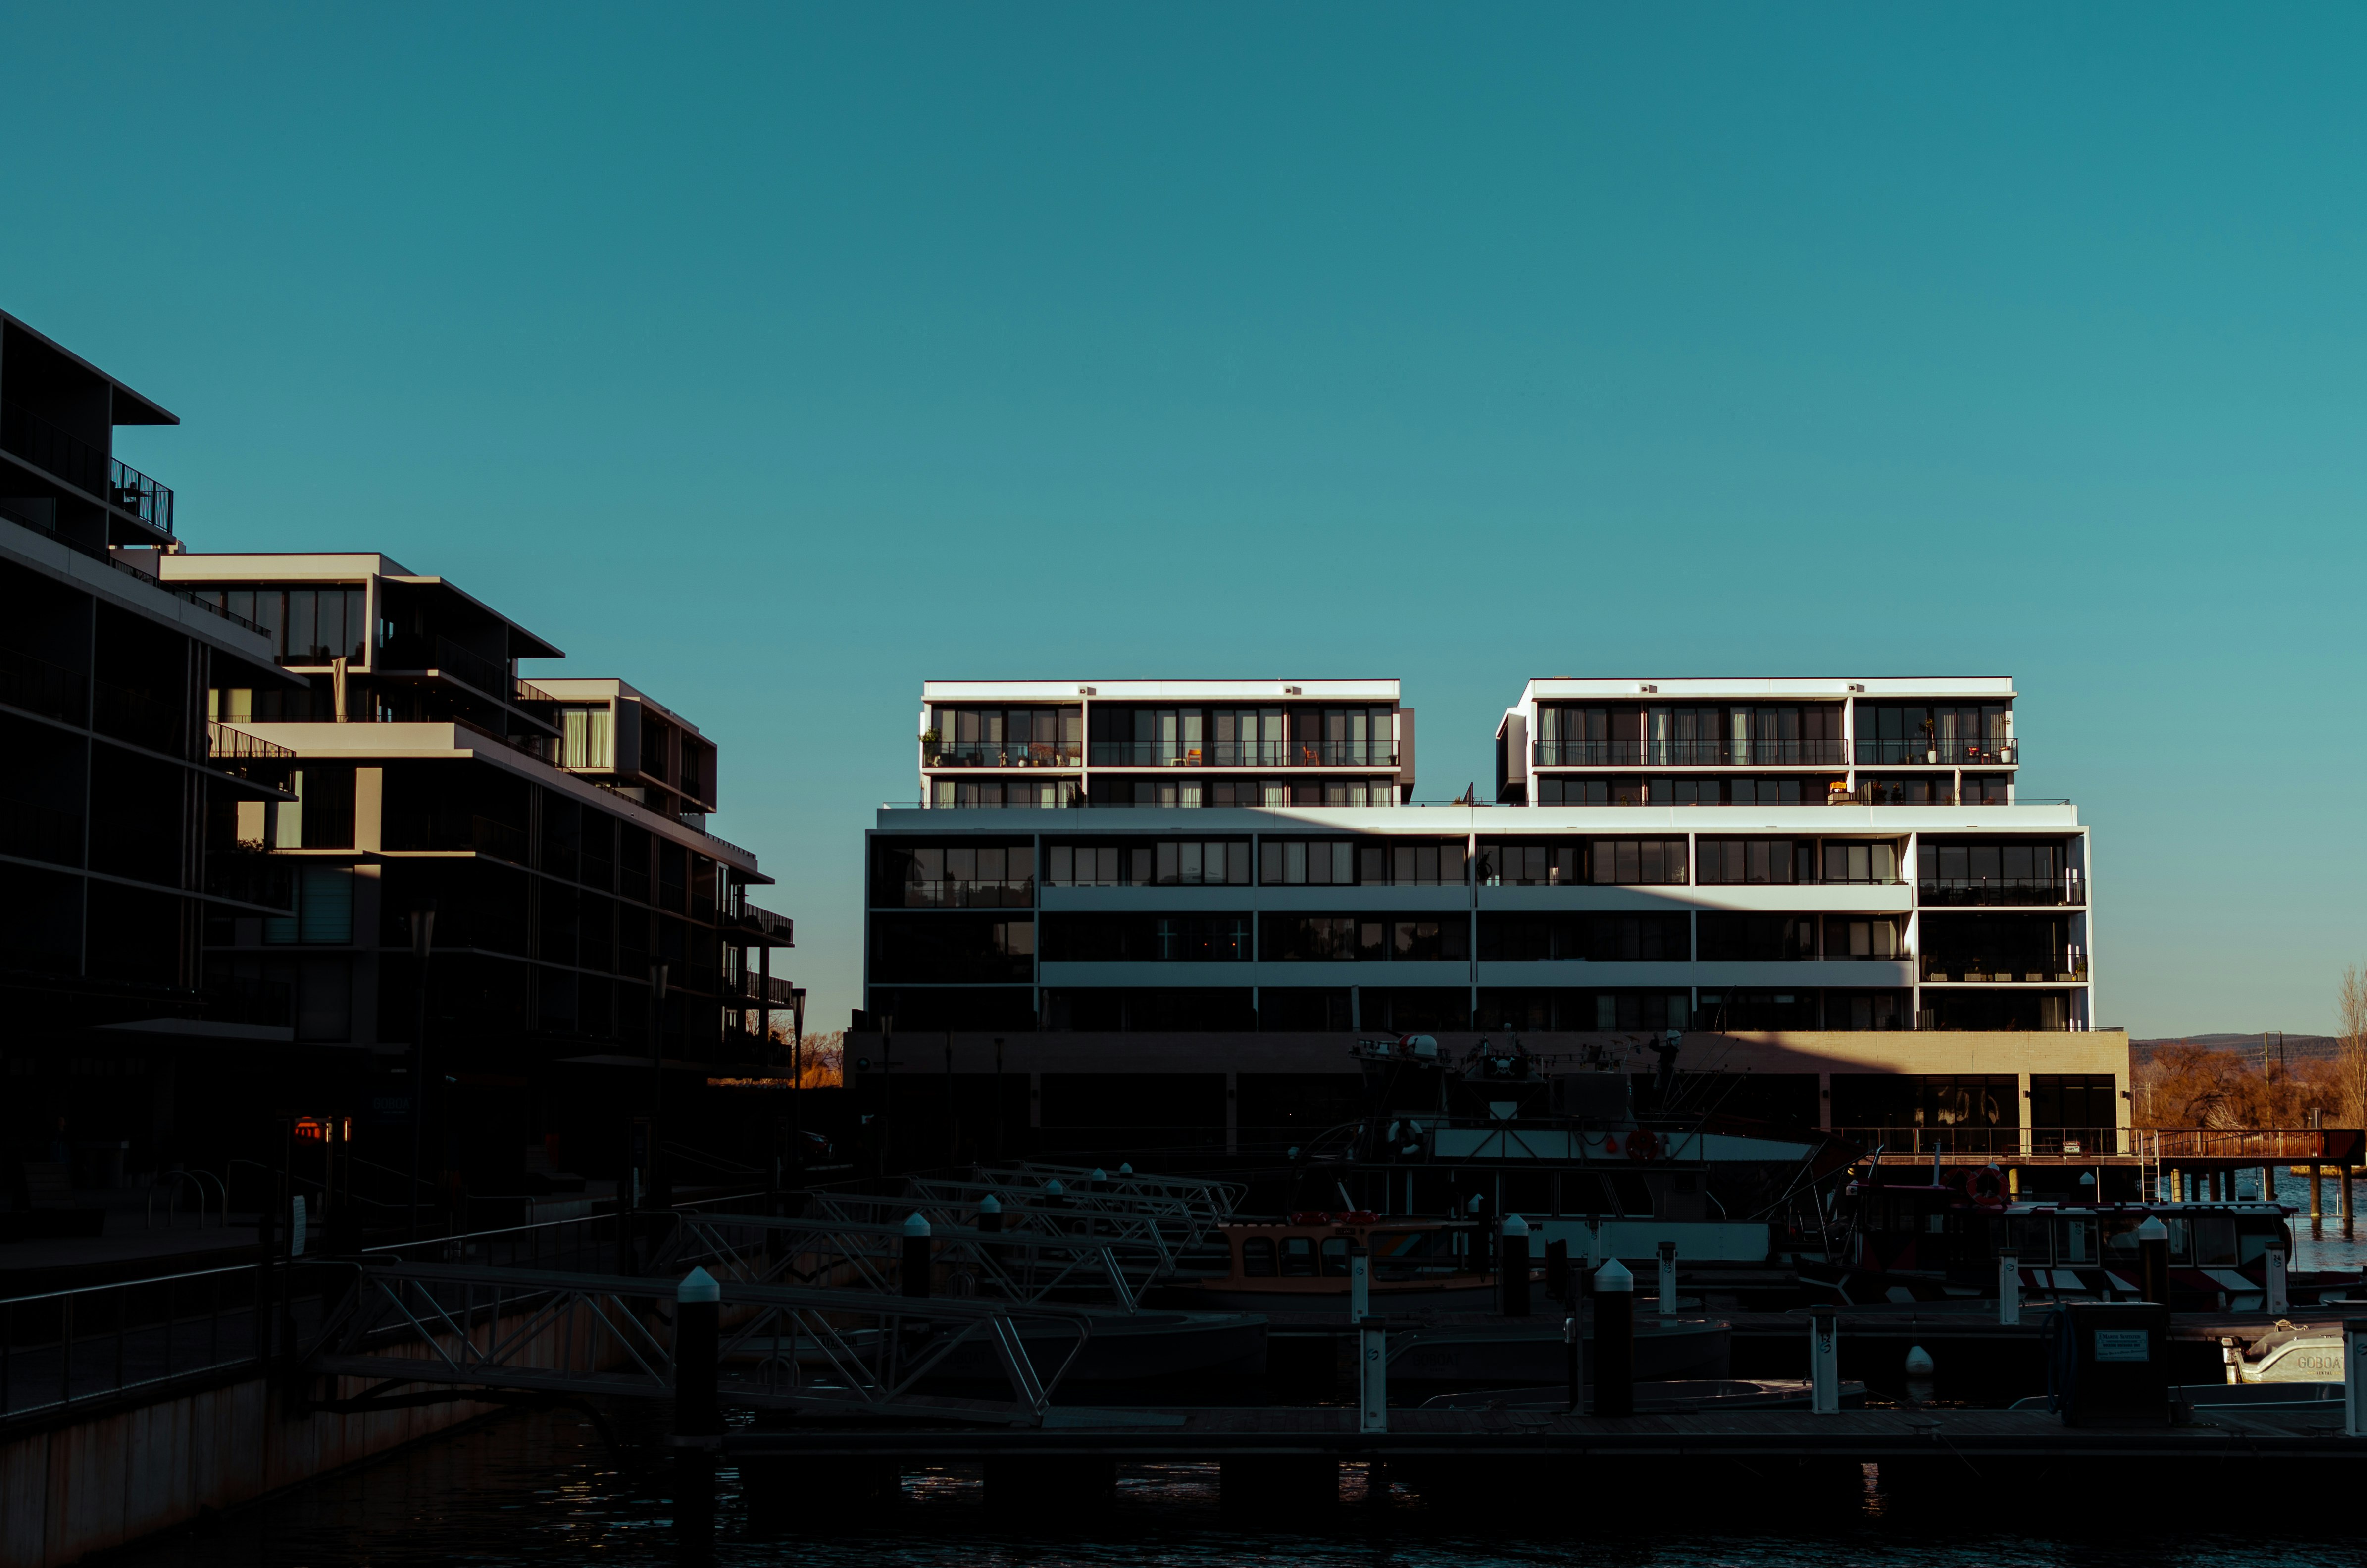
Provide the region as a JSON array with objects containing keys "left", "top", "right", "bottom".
[{"left": 2341, "top": 965, "right": 2367, "bottom": 1129}]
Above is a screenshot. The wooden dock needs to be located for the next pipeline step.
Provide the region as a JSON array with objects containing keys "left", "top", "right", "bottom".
[{"left": 721, "top": 1401, "right": 2363, "bottom": 1463}]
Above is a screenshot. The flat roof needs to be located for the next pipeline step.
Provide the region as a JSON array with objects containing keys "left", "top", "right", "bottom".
[
  {"left": 531, "top": 676, "right": 706, "bottom": 737},
  {"left": 161, "top": 552, "right": 564, "bottom": 659},
  {"left": 923, "top": 678, "right": 1400, "bottom": 702},
  {"left": 1517, "top": 677, "right": 2017, "bottom": 701}
]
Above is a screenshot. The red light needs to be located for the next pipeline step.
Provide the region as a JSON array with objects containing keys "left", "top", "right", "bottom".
[{"left": 293, "top": 1117, "right": 326, "bottom": 1143}]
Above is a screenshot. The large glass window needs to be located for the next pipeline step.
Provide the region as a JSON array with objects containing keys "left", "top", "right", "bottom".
[
  {"left": 1041, "top": 912, "right": 1251, "bottom": 961},
  {"left": 875, "top": 843, "right": 1036, "bottom": 908},
  {"left": 1917, "top": 841, "right": 2073, "bottom": 904},
  {"left": 1696, "top": 838, "right": 1809, "bottom": 884},
  {"left": 1259, "top": 915, "right": 1470, "bottom": 962},
  {"left": 1477, "top": 913, "right": 1689, "bottom": 961},
  {"left": 927, "top": 706, "right": 1082, "bottom": 768},
  {"left": 189, "top": 587, "right": 370, "bottom": 666},
  {"left": 1696, "top": 913, "right": 1815, "bottom": 961},
  {"left": 558, "top": 706, "right": 613, "bottom": 769},
  {"left": 1045, "top": 840, "right": 1251, "bottom": 887},
  {"left": 1259, "top": 839, "right": 1356, "bottom": 885},
  {"left": 1858, "top": 703, "right": 2011, "bottom": 766}
]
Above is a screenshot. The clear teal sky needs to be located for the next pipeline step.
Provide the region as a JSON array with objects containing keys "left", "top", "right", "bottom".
[{"left": 7, "top": 7, "right": 2361, "bottom": 1036}]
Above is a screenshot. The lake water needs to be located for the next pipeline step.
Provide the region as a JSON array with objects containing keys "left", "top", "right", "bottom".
[{"left": 108, "top": 1214, "right": 2367, "bottom": 1567}]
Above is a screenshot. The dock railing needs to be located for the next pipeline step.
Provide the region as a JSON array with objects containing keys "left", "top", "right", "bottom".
[{"left": 1831, "top": 1126, "right": 2364, "bottom": 1165}]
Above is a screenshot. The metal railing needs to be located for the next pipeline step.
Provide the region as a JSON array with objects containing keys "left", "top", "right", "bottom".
[
  {"left": 1087, "top": 740, "right": 1398, "bottom": 768},
  {"left": 0, "top": 402, "right": 110, "bottom": 499},
  {"left": 471, "top": 813, "right": 529, "bottom": 862},
  {"left": 0, "top": 1265, "right": 266, "bottom": 1422},
  {"left": 729, "top": 899, "right": 796, "bottom": 942},
  {"left": 882, "top": 878, "right": 1036, "bottom": 909},
  {"left": 1535, "top": 738, "right": 1847, "bottom": 767},
  {"left": 0, "top": 645, "right": 86, "bottom": 724},
  {"left": 925, "top": 742, "right": 1083, "bottom": 769},
  {"left": 0, "top": 797, "right": 83, "bottom": 865},
  {"left": 432, "top": 635, "right": 511, "bottom": 699},
  {"left": 203, "top": 851, "right": 296, "bottom": 912},
  {"left": 1918, "top": 875, "right": 2085, "bottom": 907},
  {"left": 107, "top": 457, "right": 174, "bottom": 535},
  {"left": 207, "top": 721, "right": 295, "bottom": 761},
  {"left": 1919, "top": 953, "right": 2088, "bottom": 982},
  {"left": 94, "top": 679, "right": 183, "bottom": 752},
  {"left": 1833, "top": 1126, "right": 2125, "bottom": 1158},
  {"left": 1856, "top": 738, "right": 2016, "bottom": 766}
]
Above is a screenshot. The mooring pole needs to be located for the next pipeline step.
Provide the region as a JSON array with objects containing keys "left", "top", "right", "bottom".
[
  {"left": 2266, "top": 1242, "right": 2290, "bottom": 1316},
  {"left": 1997, "top": 1248, "right": 2020, "bottom": 1326},
  {"left": 2136, "top": 1215, "right": 2170, "bottom": 1305},
  {"left": 1543, "top": 1238, "right": 1568, "bottom": 1303},
  {"left": 2311, "top": 1164, "right": 2323, "bottom": 1225},
  {"left": 978, "top": 1192, "right": 1002, "bottom": 1233},
  {"left": 1656, "top": 1240, "right": 1677, "bottom": 1320},
  {"left": 1591, "top": 1260, "right": 1633, "bottom": 1416},
  {"left": 1809, "top": 1303, "right": 1840, "bottom": 1414},
  {"left": 902, "top": 1212, "right": 932, "bottom": 1299},
  {"left": 1500, "top": 1214, "right": 1531, "bottom": 1317},
  {"left": 2347, "top": 1319, "right": 2367, "bottom": 1439},
  {"left": 1353, "top": 1246, "right": 1385, "bottom": 1432},
  {"left": 674, "top": 1266, "right": 722, "bottom": 1440},
  {"left": 1563, "top": 1313, "right": 1581, "bottom": 1413},
  {"left": 2344, "top": 1165, "right": 2357, "bottom": 1240}
]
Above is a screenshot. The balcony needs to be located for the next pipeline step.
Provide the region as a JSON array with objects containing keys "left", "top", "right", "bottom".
[
  {"left": 1918, "top": 874, "right": 2085, "bottom": 907},
  {"left": 727, "top": 898, "right": 796, "bottom": 944},
  {"left": 0, "top": 404, "right": 175, "bottom": 537},
  {"left": 1856, "top": 737, "right": 2016, "bottom": 766},
  {"left": 202, "top": 974, "right": 292, "bottom": 1028},
  {"left": 1920, "top": 952, "right": 2088, "bottom": 983},
  {"left": 882, "top": 878, "right": 1035, "bottom": 909},
  {"left": 0, "top": 796, "right": 84, "bottom": 866},
  {"left": 0, "top": 644, "right": 86, "bottom": 723},
  {"left": 94, "top": 679, "right": 185, "bottom": 753},
  {"left": 108, "top": 458, "right": 174, "bottom": 535},
  {"left": 203, "top": 849, "right": 295, "bottom": 911},
  {"left": 1087, "top": 741, "right": 1398, "bottom": 768},
  {"left": 925, "top": 742, "right": 1083, "bottom": 769},
  {"left": 1535, "top": 739, "right": 1846, "bottom": 767}
]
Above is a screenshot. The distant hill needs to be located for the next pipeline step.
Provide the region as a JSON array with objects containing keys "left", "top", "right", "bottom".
[{"left": 2134, "top": 1033, "right": 2343, "bottom": 1066}]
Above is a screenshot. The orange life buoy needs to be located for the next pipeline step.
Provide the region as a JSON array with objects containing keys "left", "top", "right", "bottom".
[
  {"left": 1969, "top": 1166, "right": 2006, "bottom": 1203},
  {"left": 1626, "top": 1129, "right": 1661, "bottom": 1163}
]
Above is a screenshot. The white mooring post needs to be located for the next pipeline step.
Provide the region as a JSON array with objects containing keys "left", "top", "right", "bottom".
[
  {"left": 1354, "top": 1248, "right": 1386, "bottom": 1432},
  {"left": 1809, "top": 1303, "right": 1840, "bottom": 1414},
  {"left": 1998, "top": 1248, "right": 2021, "bottom": 1326},
  {"left": 2265, "top": 1243, "right": 2290, "bottom": 1316},
  {"left": 1657, "top": 1240, "right": 1678, "bottom": 1319},
  {"left": 2347, "top": 1320, "right": 2367, "bottom": 1439}
]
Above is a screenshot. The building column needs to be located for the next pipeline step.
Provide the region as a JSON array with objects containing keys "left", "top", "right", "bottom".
[{"left": 1225, "top": 1072, "right": 1239, "bottom": 1156}]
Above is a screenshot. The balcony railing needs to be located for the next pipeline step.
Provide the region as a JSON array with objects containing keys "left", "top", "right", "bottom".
[
  {"left": 882, "top": 878, "right": 1036, "bottom": 909},
  {"left": 728, "top": 899, "right": 796, "bottom": 944},
  {"left": 1919, "top": 952, "right": 2088, "bottom": 982},
  {"left": 1087, "top": 741, "right": 1399, "bottom": 768},
  {"left": 1535, "top": 739, "right": 1848, "bottom": 767},
  {"left": 207, "top": 722, "right": 295, "bottom": 762},
  {"left": 1832, "top": 1125, "right": 2123, "bottom": 1157},
  {"left": 1918, "top": 875, "right": 2085, "bottom": 907},
  {"left": 0, "top": 644, "right": 87, "bottom": 723},
  {"left": 1856, "top": 738, "right": 2016, "bottom": 766},
  {"left": 925, "top": 742, "right": 1082, "bottom": 769},
  {"left": 0, "top": 402, "right": 109, "bottom": 499},
  {"left": 107, "top": 458, "right": 174, "bottom": 536},
  {"left": 203, "top": 851, "right": 295, "bottom": 912},
  {"left": 94, "top": 679, "right": 184, "bottom": 753},
  {"left": 0, "top": 797, "right": 84, "bottom": 866},
  {"left": 202, "top": 975, "right": 293, "bottom": 1027}
]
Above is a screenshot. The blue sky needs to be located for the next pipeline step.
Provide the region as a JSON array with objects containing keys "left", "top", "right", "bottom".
[{"left": 6, "top": 6, "right": 2362, "bottom": 1036}]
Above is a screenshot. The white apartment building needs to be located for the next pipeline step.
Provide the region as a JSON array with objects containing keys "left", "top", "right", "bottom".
[{"left": 858, "top": 674, "right": 2115, "bottom": 1156}]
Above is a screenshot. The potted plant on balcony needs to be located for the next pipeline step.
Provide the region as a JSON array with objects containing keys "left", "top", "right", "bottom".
[
  {"left": 920, "top": 727, "right": 944, "bottom": 766},
  {"left": 1920, "top": 715, "right": 1937, "bottom": 765}
]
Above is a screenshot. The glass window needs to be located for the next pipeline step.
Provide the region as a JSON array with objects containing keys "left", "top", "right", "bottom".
[
  {"left": 2192, "top": 1216, "right": 2238, "bottom": 1267},
  {"left": 1281, "top": 1236, "right": 1317, "bottom": 1277},
  {"left": 2055, "top": 1215, "right": 2097, "bottom": 1265},
  {"left": 1241, "top": 1236, "right": 1276, "bottom": 1277},
  {"left": 1319, "top": 1236, "right": 1351, "bottom": 1277}
]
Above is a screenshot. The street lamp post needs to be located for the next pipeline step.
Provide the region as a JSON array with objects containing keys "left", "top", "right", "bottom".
[{"left": 407, "top": 900, "right": 436, "bottom": 1240}]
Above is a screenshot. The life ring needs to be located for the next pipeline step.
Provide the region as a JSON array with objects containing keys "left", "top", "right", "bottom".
[
  {"left": 1626, "top": 1129, "right": 1661, "bottom": 1163},
  {"left": 1969, "top": 1166, "right": 2006, "bottom": 1203}
]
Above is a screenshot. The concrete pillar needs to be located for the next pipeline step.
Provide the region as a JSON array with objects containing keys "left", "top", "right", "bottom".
[
  {"left": 674, "top": 1266, "right": 721, "bottom": 1439},
  {"left": 2344, "top": 1167, "right": 2356, "bottom": 1239},
  {"left": 2311, "top": 1164, "right": 2323, "bottom": 1223}
]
